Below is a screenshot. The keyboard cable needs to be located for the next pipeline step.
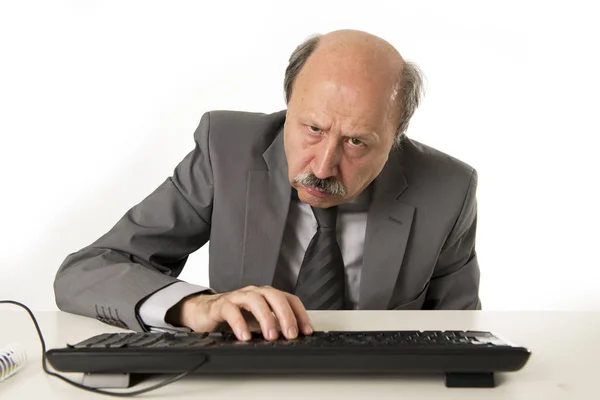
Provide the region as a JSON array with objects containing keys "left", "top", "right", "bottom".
[{"left": 1, "top": 300, "right": 208, "bottom": 397}]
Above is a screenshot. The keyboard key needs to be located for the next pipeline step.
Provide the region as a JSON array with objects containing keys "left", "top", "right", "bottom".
[{"left": 68, "top": 330, "right": 516, "bottom": 351}]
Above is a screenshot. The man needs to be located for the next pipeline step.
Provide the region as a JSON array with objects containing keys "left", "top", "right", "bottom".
[{"left": 54, "top": 29, "right": 481, "bottom": 342}]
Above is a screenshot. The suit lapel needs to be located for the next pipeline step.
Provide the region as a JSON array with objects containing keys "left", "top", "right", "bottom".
[
  {"left": 240, "top": 129, "right": 291, "bottom": 288},
  {"left": 359, "top": 149, "right": 415, "bottom": 309}
]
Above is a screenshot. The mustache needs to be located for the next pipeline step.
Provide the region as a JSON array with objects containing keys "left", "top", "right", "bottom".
[{"left": 294, "top": 172, "right": 347, "bottom": 196}]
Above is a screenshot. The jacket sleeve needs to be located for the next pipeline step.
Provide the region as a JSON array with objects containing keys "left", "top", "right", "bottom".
[
  {"left": 53, "top": 112, "right": 215, "bottom": 331},
  {"left": 425, "top": 169, "right": 482, "bottom": 310}
]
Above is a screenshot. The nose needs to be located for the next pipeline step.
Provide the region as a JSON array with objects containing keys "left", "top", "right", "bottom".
[{"left": 311, "top": 139, "right": 341, "bottom": 179}]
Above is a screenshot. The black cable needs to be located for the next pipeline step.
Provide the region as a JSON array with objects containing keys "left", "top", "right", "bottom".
[{"left": 1, "top": 300, "right": 207, "bottom": 397}]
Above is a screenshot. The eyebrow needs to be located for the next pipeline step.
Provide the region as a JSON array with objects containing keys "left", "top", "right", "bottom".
[
  {"left": 343, "top": 130, "right": 379, "bottom": 145},
  {"left": 302, "top": 112, "right": 329, "bottom": 128},
  {"left": 301, "top": 112, "right": 380, "bottom": 141}
]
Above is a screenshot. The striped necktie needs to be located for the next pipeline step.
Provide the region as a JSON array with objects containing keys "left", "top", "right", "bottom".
[{"left": 294, "top": 205, "right": 346, "bottom": 309}]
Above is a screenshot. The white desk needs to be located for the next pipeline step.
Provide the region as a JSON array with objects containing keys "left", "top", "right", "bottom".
[{"left": 1, "top": 310, "right": 598, "bottom": 399}]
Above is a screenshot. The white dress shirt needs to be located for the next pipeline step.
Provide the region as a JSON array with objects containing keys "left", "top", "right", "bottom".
[{"left": 138, "top": 186, "right": 371, "bottom": 331}]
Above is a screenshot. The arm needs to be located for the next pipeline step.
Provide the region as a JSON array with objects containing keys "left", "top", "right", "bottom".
[
  {"left": 137, "top": 282, "right": 213, "bottom": 332},
  {"left": 424, "top": 169, "right": 482, "bottom": 310},
  {"left": 53, "top": 112, "right": 215, "bottom": 332}
]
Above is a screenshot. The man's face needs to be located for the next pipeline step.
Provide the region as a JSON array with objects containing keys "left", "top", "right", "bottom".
[{"left": 283, "top": 63, "right": 399, "bottom": 208}]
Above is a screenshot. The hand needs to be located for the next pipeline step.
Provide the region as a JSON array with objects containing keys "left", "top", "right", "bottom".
[{"left": 168, "top": 285, "right": 314, "bottom": 341}]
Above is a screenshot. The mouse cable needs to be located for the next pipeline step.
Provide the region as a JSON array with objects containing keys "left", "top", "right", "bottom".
[{"left": 0, "top": 300, "right": 207, "bottom": 397}]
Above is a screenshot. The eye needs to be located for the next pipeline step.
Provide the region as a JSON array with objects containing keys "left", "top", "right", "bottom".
[
  {"left": 306, "top": 125, "right": 322, "bottom": 135},
  {"left": 348, "top": 137, "right": 364, "bottom": 147}
]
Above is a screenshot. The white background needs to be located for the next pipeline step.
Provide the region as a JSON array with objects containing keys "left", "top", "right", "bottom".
[{"left": 1, "top": 0, "right": 598, "bottom": 312}]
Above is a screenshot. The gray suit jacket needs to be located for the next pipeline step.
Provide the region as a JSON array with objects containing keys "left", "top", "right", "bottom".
[{"left": 53, "top": 109, "right": 481, "bottom": 332}]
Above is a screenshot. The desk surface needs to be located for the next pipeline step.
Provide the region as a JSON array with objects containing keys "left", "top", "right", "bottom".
[{"left": 1, "top": 309, "right": 598, "bottom": 399}]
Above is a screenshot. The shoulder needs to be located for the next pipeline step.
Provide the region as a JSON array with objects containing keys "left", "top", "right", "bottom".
[
  {"left": 195, "top": 109, "right": 286, "bottom": 148},
  {"left": 191, "top": 109, "right": 286, "bottom": 171},
  {"left": 396, "top": 138, "right": 477, "bottom": 203},
  {"left": 399, "top": 138, "right": 476, "bottom": 181},
  {"left": 206, "top": 109, "right": 287, "bottom": 128}
]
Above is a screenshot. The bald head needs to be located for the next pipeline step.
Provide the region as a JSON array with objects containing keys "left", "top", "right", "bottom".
[
  {"left": 315, "top": 29, "right": 405, "bottom": 84},
  {"left": 284, "top": 29, "right": 423, "bottom": 146}
]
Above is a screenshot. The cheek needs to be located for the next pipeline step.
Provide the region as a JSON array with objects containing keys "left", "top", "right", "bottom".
[
  {"left": 339, "top": 155, "right": 385, "bottom": 189},
  {"left": 287, "top": 131, "right": 313, "bottom": 173},
  {"left": 339, "top": 159, "right": 368, "bottom": 184}
]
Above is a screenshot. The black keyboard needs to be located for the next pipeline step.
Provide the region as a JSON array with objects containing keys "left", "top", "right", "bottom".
[{"left": 46, "top": 330, "right": 531, "bottom": 387}]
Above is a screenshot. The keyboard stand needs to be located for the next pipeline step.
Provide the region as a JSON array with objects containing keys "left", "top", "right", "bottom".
[
  {"left": 79, "top": 371, "right": 495, "bottom": 389},
  {"left": 82, "top": 372, "right": 131, "bottom": 388},
  {"left": 445, "top": 372, "right": 495, "bottom": 388}
]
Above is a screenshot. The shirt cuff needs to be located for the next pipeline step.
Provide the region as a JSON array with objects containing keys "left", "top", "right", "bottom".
[{"left": 138, "top": 281, "right": 214, "bottom": 332}]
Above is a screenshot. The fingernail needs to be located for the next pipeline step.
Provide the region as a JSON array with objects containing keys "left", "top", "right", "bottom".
[
  {"left": 288, "top": 326, "right": 298, "bottom": 338},
  {"left": 269, "top": 329, "right": 278, "bottom": 340},
  {"left": 240, "top": 330, "right": 250, "bottom": 341},
  {"left": 305, "top": 324, "right": 313, "bottom": 334}
]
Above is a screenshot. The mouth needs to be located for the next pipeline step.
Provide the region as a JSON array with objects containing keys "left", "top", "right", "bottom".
[{"left": 303, "top": 184, "right": 332, "bottom": 198}]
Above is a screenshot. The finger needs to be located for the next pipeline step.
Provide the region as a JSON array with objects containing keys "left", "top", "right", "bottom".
[
  {"left": 245, "top": 317, "right": 263, "bottom": 333},
  {"left": 285, "top": 293, "right": 314, "bottom": 335},
  {"left": 240, "top": 310, "right": 265, "bottom": 332},
  {"left": 232, "top": 291, "right": 279, "bottom": 340},
  {"left": 258, "top": 288, "right": 299, "bottom": 339},
  {"left": 219, "top": 300, "right": 251, "bottom": 341}
]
